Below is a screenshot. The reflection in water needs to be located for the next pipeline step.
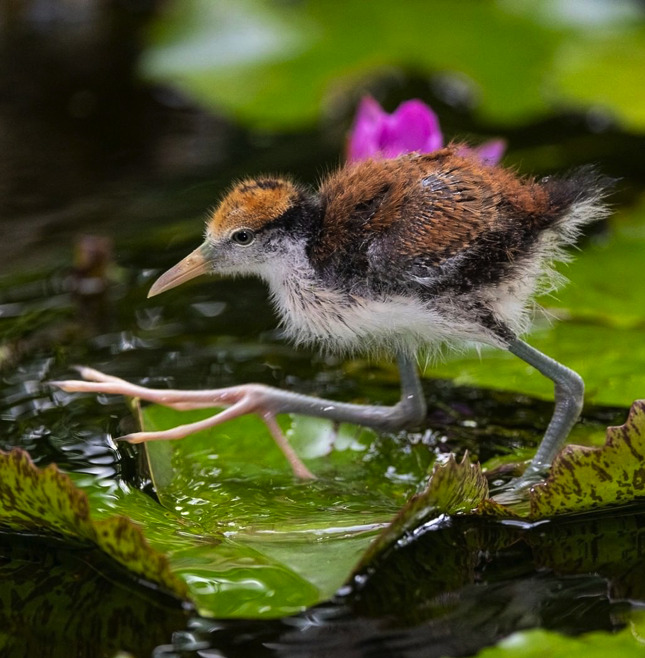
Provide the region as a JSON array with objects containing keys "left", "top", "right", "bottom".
[{"left": 0, "top": 533, "right": 190, "bottom": 657}]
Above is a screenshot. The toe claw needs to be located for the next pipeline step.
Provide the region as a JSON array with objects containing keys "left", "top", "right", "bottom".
[
  {"left": 73, "top": 366, "right": 122, "bottom": 383},
  {"left": 115, "top": 434, "right": 139, "bottom": 444}
]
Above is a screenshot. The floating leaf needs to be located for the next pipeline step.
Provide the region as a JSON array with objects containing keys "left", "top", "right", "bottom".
[
  {"left": 139, "top": 404, "right": 434, "bottom": 616},
  {"left": 0, "top": 535, "right": 189, "bottom": 656},
  {"left": 529, "top": 400, "right": 645, "bottom": 518},
  {"left": 353, "top": 453, "right": 490, "bottom": 570},
  {"left": 0, "top": 448, "right": 189, "bottom": 600}
]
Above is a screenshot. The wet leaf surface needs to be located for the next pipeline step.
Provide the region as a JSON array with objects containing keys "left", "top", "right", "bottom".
[{"left": 142, "top": 405, "right": 432, "bottom": 616}]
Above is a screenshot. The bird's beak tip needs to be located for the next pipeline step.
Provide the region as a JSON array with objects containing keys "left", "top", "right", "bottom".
[{"left": 147, "top": 246, "right": 210, "bottom": 298}]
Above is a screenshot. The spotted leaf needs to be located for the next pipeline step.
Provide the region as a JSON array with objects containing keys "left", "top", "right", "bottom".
[{"left": 530, "top": 400, "right": 645, "bottom": 518}]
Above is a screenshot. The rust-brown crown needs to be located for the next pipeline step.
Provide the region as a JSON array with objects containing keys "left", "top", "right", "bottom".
[{"left": 207, "top": 177, "right": 300, "bottom": 236}]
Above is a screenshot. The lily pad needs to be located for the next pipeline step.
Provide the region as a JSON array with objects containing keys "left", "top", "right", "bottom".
[
  {"left": 355, "top": 453, "right": 489, "bottom": 570},
  {"left": 140, "top": 405, "right": 434, "bottom": 616},
  {"left": 0, "top": 448, "right": 189, "bottom": 600},
  {"left": 0, "top": 534, "right": 190, "bottom": 656},
  {"left": 530, "top": 399, "right": 645, "bottom": 518},
  {"left": 348, "top": 398, "right": 645, "bottom": 572},
  {"left": 4, "top": 396, "right": 645, "bottom": 622}
]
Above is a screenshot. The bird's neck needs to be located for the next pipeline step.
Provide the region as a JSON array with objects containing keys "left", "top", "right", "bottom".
[
  {"left": 258, "top": 237, "right": 347, "bottom": 347},
  {"left": 261, "top": 237, "right": 320, "bottom": 295}
]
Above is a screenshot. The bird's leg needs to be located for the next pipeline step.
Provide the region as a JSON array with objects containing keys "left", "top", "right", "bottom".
[
  {"left": 506, "top": 337, "right": 584, "bottom": 483},
  {"left": 52, "top": 355, "right": 426, "bottom": 477}
]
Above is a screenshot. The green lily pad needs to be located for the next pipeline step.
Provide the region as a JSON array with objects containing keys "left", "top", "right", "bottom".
[
  {"left": 140, "top": 0, "right": 645, "bottom": 130},
  {"left": 4, "top": 397, "right": 645, "bottom": 621},
  {"left": 0, "top": 448, "right": 189, "bottom": 600},
  {"left": 354, "top": 452, "right": 492, "bottom": 570},
  {"left": 348, "top": 398, "right": 645, "bottom": 572},
  {"left": 0, "top": 534, "right": 190, "bottom": 656},
  {"left": 140, "top": 405, "right": 434, "bottom": 616},
  {"left": 430, "top": 322, "right": 645, "bottom": 408}
]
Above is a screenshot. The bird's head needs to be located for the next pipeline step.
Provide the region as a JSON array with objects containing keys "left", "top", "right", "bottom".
[{"left": 148, "top": 177, "right": 317, "bottom": 297}]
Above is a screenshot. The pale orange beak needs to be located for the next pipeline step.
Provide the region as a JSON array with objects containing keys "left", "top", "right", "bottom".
[{"left": 148, "top": 246, "right": 210, "bottom": 298}]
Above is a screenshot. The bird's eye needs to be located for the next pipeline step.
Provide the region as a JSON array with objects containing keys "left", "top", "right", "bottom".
[{"left": 231, "top": 229, "right": 256, "bottom": 246}]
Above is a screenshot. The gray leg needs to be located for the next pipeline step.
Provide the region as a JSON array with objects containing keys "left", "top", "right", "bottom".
[
  {"left": 508, "top": 338, "right": 584, "bottom": 478},
  {"left": 56, "top": 355, "right": 426, "bottom": 432},
  {"left": 53, "top": 354, "right": 427, "bottom": 477},
  {"left": 279, "top": 353, "right": 426, "bottom": 431}
]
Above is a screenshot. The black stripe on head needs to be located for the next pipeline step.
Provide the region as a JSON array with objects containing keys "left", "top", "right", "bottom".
[
  {"left": 262, "top": 191, "right": 322, "bottom": 237},
  {"left": 255, "top": 179, "right": 283, "bottom": 190}
]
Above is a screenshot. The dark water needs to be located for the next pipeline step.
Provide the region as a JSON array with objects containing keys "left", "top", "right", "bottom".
[{"left": 1, "top": 4, "right": 645, "bottom": 657}]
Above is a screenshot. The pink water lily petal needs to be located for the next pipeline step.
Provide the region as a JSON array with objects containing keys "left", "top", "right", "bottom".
[
  {"left": 347, "top": 96, "right": 505, "bottom": 166},
  {"left": 347, "top": 97, "right": 443, "bottom": 162},
  {"left": 347, "top": 96, "right": 389, "bottom": 162},
  {"left": 380, "top": 99, "right": 443, "bottom": 159}
]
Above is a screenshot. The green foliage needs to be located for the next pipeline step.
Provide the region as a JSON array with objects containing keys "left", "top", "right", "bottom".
[
  {"left": 140, "top": 0, "right": 645, "bottom": 130},
  {"left": 355, "top": 453, "right": 491, "bottom": 569},
  {"left": 3, "top": 398, "right": 645, "bottom": 623},
  {"left": 141, "top": 405, "right": 433, "bottom": 616},
  {"left": 0, "top": 537, "right": 189, "bottom": 657},
  {"left": 351, "top": 399, "right": 645, "bottom": 567}
]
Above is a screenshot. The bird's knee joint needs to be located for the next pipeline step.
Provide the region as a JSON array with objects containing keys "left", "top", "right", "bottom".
[
  {"left": 392, "top": 398, "right": 427, "bottom": 430},
  {"left": 555, "top": 370, "right": 584, "bottom": 411}
]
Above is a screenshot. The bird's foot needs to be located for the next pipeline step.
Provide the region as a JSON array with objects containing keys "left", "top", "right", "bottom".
[
  {"left": 490, "top": 465, "right": 548, "bottom": 505},
  {"left": 52, "top": 367, "right": 315, "bottom": 480}
]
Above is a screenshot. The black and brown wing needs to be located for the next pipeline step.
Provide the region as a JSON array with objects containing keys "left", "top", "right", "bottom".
[{"left": 312, "top": 148, "right": 558, "bottom": 295}]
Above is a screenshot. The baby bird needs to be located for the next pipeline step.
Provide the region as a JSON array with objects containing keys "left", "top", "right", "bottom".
[{"left": 56, "top": 147, "right": 609, "bottom": 483}]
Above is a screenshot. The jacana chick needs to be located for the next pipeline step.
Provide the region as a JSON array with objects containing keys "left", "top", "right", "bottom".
[{"left": 56, "top": 147, "right": 610, "bottom": 484}]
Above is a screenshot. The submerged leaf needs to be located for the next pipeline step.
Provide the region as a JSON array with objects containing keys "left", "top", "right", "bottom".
[
  {"left": 0, "top": 535, "right": 189, "bottom": 656},
  {"left": 0, "top": 448, "right": 189, "bottom": 600},
  {"left": 529, "top": 400, "right": 645, "bottom": 518}
]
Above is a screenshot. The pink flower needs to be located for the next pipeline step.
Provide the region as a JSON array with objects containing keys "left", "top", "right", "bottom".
[{"left": 347, "top": 96, "right": 505, "bottom": 166}]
